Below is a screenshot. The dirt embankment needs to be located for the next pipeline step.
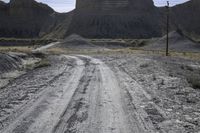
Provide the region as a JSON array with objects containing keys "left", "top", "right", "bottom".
[
  {"left": 0, "top": 53, "right": 23, "bottom": 74},
  {"left": 0, "top": 52, "right": 43, "bottom": 89},
  {"left": 58, "top": 34, "right": 101, "bottom": 50}
]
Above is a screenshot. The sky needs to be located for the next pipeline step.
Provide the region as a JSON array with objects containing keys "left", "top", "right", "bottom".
[{"left": 2, "top": 0, "right": 190, "bottom": 13}]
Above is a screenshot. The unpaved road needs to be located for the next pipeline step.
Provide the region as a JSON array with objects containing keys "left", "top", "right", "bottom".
[
  {"left": 0, "top": 55, "right": 156, "bottom": 133},
  {"left": 32, "top": 42, "right": 60, "bottom": 52},
  {"left": 0, "top": 54, "right": 200, "bottom": 133}
]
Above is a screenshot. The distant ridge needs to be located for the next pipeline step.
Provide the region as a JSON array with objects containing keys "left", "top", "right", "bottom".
[
  {"left": 65, "top": 0, "right": 162, "bottom": 38},
  {"left": 0, "top": 0, "right": 55, "bottom": 38},
  {"left": 170, "top": 0, "right": 200, "bottom": 38},
  {"left": 0, "top": 0, "right": 200, "bottom": 39},
  {"left": 144, "top": 31, "right": 200, "bottom": 52}
]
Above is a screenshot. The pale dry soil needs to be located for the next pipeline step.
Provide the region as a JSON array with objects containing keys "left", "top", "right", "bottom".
[{"left": 0, "top": 53, "right": 200, "bottom": 133}]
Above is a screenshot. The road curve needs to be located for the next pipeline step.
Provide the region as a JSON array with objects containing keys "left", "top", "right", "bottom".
[{"left": 0, "top": 55, "right": 156, "bottom": 133}]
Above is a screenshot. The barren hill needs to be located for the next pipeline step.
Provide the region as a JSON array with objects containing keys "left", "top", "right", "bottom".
[
  {"left": 65, "top": 0, "right": 162, "bottom": 38},
  {"left": 0, "top": 0, "right": 55, "bottom": 38},
  {"left": 170, "top": 0, "right": 200, "bottom": 38},
  {"left": 46, "top": 0, "right": 200, "bottom": 39},
  {"left": 144, "top": 31, "right": 200, "bottom": 52},
  {"left": 0, "top": 0, "right": 200, "bottom": 40}
]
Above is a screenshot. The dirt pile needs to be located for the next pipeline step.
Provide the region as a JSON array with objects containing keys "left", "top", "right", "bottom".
[
  {"left": 144, "top": 31, "right": 200, "bottom": 52},
  {"left": 0, "top": 52, "right": 43, "bottom": 89},
  {"left": 58, "top": 34, "right": 100, "bottom": 49},
  {"left": 0, "top": 53, "right": 23, "bottom": 74}
]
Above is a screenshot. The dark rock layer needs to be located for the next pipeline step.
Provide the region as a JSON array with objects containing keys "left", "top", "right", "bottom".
[
  {"left": 0, "top": 0, "right": 54, "bottom": 38},
  {"left": 66, "top": 0, "right": 162, "bottom": 38},
  {"left": 171, "top": 0, "right": 200, "bottom": 37},
  {"left": 0, "top": 0, "right": 200, "bottom": 39}
]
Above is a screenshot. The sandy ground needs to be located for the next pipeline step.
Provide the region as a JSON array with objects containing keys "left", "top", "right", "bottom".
[{"left": 0, "top": 52, "right": 200, "bottom": 133}]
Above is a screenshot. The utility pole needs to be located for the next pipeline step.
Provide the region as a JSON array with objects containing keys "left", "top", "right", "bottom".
[{"left": 166, "top": 1, "right": 169, "bottom": 56}]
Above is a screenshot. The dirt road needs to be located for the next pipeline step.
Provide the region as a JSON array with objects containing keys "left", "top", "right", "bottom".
[
  {"left": 0, "top": 55, "right": 159, "bottom": 133},
  {"left": 1, "top": 54, "right": 200, "bottom": 133},
  {"left": 32, "top": 42, "right": 60, "bottom": 52}
]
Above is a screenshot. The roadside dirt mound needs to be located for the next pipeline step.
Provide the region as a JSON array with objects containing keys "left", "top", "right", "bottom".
[
  {"left": 92, "top": 40, "right": 131, "bottom": 49},
  {"left": 144, "top": 31, "right": 200, "bottom": 52},
  {"left": 0, "top": 52, "right": 42, "bottom": 89},
  {"left": 0, "top": 53, "right": 23, "bottom": 74},
  {"left": 58, "top": 34, "right": 101, "bottom": 49}
]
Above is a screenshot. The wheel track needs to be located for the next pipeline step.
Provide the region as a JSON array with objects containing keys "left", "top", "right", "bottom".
[
  {"left": 77, "top": 55, "right": 133, "bottom": 133},
  {"left": 1, "top": 55, "right": 161, "bottom": 133},
  {"left": 54, "top": 57, "right": 97, "bottom": 133},
  {"left": 0, "top": 56, "right": 73, "bottom": 130},
  {"left": 114, "top": 64, "right": 165, "bottom": 132}
]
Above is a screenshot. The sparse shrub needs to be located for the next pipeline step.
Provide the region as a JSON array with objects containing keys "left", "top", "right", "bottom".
[
  {"left": 169, "top": 73, "right": 174, "bottom": 77},
  {"left": 152, "top": 74, "right": 157, "bottom": 80},
  {"left": 26, "top": 58, "right": 50, "bottom": 70},
  {"left": 140, "top": 63, "right": 149, "bottom": 68},
  {"left": 32, "top": 52, "right": 46, "bottom": 58},
  {"left": 35, "top": 58, "right": 51, "bottom": 68},
  {"left": 138, "top": 40, "right": 147, "bottom": 47},
  {"left": 180, "top": 65, "right": 184, "bottom": 70},
  {"left": 25, "top": 64, "right": 34, "bottom": 70},
  {"left": 187, "top": 75, "right": 200, "bottom": 89},
  {"left": 130, "top": 40, "right": 137, "bottom": 46},
  {"left": 183, "top": 52, "right": 187, "bottom": 56},
  {"left": 185, "top": 65, "right": 194, "bottom": 71}
]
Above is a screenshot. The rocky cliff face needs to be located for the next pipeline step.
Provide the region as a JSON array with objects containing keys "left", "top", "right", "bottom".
[
  {"left": 9, "top": 0, "right": 54, "bottom": 16},
  {"left": 48, "top": 0, "right": 200, "bottom": 39},
  {"left": 40, "top": 12, "right": 73, "bottom": 39},
  {"left": 0, "top": 0, "right": 55, "bottom": 38},
  {"left": 0, "top": 0, "right": 200, "bottom": 39},
  {"left": 170, "top": 0, "right": 200, "bottom": 37},
  {"left": 0, "top": 1, "right": 7, "bottom": 16},
  {"left": 66, "top": 0, "right": 162, "bottom": 38}
]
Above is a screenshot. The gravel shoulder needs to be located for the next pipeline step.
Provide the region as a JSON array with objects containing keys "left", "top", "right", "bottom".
[{"left": 96, "top": 54, "right": 200, "bottom": 133}]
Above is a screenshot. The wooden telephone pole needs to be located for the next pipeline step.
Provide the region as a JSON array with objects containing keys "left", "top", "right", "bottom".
[{"left": 166, "top": 1, "right": 169, "bottom": 56}]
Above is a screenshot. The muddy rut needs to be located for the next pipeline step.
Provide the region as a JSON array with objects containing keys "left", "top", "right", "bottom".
[{"left": 0, "top": 55, "right": 157, "bottom": 133}]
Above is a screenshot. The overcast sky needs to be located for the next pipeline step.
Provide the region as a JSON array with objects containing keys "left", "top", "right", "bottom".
[{"left": 2, "top": 0, "right": 190, "bottom": 13}]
